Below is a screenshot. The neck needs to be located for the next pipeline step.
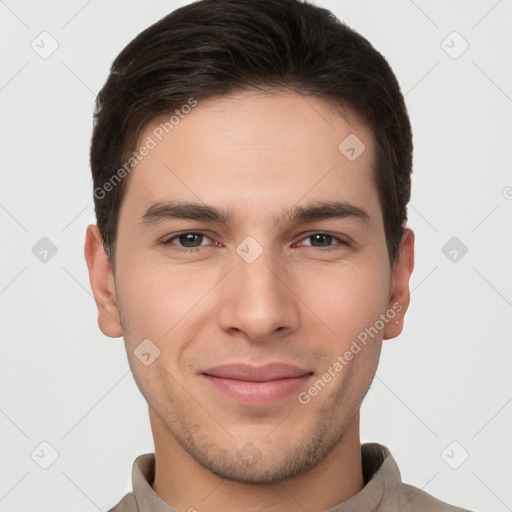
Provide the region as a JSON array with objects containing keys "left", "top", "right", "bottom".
[{"left": 150, "top": 407, "right": 364, "bottom": 512}]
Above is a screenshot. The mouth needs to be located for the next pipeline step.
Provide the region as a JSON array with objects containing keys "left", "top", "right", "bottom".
[{"left": 201, "top": 363, "right": 314, "bottom": 407}]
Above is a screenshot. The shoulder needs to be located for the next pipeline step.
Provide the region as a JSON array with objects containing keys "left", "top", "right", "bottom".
[
  {"left": 106, "top": 491, "right": 139, "bottom": 512},
  {"left": 398, "top": 482, "right": 474, "bottom": 512}
]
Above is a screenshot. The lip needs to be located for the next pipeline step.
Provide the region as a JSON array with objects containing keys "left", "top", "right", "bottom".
[
  {"left": 201, "top": 363, "right": 314, "bottom": 407},
  {"left": 202, "top": 362, "right": 312, "bottom": 381}
]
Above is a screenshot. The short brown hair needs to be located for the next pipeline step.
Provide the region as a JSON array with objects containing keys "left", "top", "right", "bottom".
[{"left": 90, "top": 0, "right": 413, "bottom": 271}]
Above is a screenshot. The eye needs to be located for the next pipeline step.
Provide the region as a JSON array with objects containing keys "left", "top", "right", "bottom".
[
  {"left": 296, "top": 233, "right": 347, "bottom": 250},
  {"left": 162, "top": 232, "right": 216, "bottom": 252},
  {"left": 161, "top": 231, "right": 348, "bottom": 254}
]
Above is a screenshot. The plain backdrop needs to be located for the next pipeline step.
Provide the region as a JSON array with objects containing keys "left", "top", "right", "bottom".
[{"left": 1, "top": 1, "right": 511, "bottom": 511}]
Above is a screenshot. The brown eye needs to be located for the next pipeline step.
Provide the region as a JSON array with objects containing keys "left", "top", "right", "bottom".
[
  {"left": 297, "top": 233, "right": 346, "bottom": 249},
  {"left": 176, "top": 233, "right": 204, "bottom": 247},
  {"left": 308, "top": 234, "right": 333, "bottom": 247},
  {"left": 163, "top": 232, "right": 214, "bottom": 252}
]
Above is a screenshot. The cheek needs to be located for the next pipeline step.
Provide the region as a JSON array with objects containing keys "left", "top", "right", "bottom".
[
  {"left": 115, "top": 261, "right": 204, "bottom": 401},
  {"left": 115, "top": 256, "right": 225, "bottom": 361},
  {"left": 296, "top": 257, "right": 390, "bottom": 346}
]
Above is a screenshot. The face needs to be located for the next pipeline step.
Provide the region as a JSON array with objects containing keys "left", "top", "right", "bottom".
[{"left": 86, "top": 90, "right": 413, "bottom": 484}]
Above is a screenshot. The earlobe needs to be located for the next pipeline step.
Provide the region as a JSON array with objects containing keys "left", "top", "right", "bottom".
[
  {"left": 84, "top": 224, "right": 124, "bottom": 338},
  {"left": 383, "top": 228, "right": 415, "bottom": 340}
]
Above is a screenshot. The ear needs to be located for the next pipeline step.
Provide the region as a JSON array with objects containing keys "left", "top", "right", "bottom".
[
  {"left": 84, "top": 224, "right": 123, "bottom": 338},
  {"left": 383, "top": 228, "right": 415, "bottom": 340}
]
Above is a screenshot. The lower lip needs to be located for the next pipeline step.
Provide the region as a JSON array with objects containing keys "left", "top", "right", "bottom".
[{"left": 202, "top": 373, "right": 314, "bottom": 407}]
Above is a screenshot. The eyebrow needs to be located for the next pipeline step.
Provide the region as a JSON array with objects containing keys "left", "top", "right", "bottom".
[{"left": 139, "top": 200, "right": 371, "bottom": 228}]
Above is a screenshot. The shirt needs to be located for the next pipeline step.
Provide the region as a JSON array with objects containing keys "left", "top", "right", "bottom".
[{"left": 107, "top": 442, "right": 473, "bottom": 512}]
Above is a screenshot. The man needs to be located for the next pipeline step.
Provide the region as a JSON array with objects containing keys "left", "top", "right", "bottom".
[{"left": 84, "top": 0, "right": 471, "bottom": 510}]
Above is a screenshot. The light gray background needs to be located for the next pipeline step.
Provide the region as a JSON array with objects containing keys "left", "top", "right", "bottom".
[{"left": 1, "top": 0, "right": 511, "bottom": 511}]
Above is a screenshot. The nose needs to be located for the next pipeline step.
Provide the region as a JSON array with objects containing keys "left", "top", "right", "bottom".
[{"left": 217, "top": 245, "right": 301, "bottom": 343}]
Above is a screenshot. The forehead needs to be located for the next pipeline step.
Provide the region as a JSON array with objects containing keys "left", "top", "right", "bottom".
[{"left": 120, "top": 90, "right": 380, "bottom": 224}]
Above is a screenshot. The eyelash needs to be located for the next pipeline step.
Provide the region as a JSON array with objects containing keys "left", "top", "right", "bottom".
[{"left": 162, "top": 232, "right": 348, "bottom": 253}]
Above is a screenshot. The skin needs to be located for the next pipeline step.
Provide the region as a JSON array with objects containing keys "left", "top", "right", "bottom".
[{"left": 85, "top": 90, "right": 414, "bottom": 512}]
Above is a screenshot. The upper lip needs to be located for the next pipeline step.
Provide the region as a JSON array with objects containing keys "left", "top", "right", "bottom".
[{"left": 202, "top": 363, "right": 313, "bottom": 382}]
